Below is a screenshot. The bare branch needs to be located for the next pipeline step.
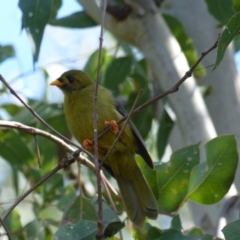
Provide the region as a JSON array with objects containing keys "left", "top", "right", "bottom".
[
  {"left": 0, "top": 120, "right": 118, "bottom": 186},
  {"left": 94, "top": 0, "right": 108, "bottom": 238},
  {"left": 0, "top": 217, "right": 11, "bottom": 240},
  {"left": 1, "top": 151, "right": 77, "bottom": 222},
  {"left": 96, "top": 36, "right": 220, "bottom": 135},
  {"left": 101, "top": 89, "right": 143, "bottom": 164},
  {"left": 0, "top": 74, "right": 82, "bottom": 151}
]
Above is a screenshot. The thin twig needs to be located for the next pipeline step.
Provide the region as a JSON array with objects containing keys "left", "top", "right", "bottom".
[
  {"left": 0, "top": 119, "right": 120, "bottom": 228},
  {"left": 0, "top": 32, "right": 220, "bottom": 235},
  {"left": 1, "top": 152, "right": 78, "bottom": 222},
  {"left": 77, "top": 161, "right": 84, "bottom": 219},
  {"left": 0, "top": 74, "right": 82, "bottom": 151},
  {"left": 0, "top": 121, "right": 118, "bottom": 194},
  {"left": 101, "top": 89, "right": 143, "bottom": 164},
  {"left": 0, "top": 218, "right": 11, "bottom": 240},
  {"left": 96, "top": 36, "right": 220, "bottom": 137},
  {"left": 101, "top": 176, "right": 120, "bottom": 213},
  {"left": 33, "top": 134, "right": 41, "bottom": 168},
  {"left": 91, "top": 0, "right": 108, "bottom": 238}
]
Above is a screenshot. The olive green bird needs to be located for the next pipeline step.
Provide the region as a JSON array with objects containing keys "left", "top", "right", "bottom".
[{"left": 50, "top": 70, "right": 158, "bottom": 227}]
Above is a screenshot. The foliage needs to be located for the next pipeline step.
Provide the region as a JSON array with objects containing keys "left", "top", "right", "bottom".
[{"left": 0, "top": 0, "right": 240, "bottom": 239}]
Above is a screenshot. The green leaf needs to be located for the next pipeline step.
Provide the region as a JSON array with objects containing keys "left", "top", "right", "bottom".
[
  {"left": 188, "top": 135, "right": 238, "bottom": 204},
  {"left": 156, "top": 144, "right": 200, "bottom": 212},
  {"left": 222, "top": 219, "right": 240, "bottom": 240},
  {"left": 36, "top": 136, "right": 58, "bottom": 172},
  {"left": 83, "top": 48, "right": 113, "bottom": 81},
  {"left": 91, "top": 198, "right": 124, "bottom": 237},
  {"left": 104, "top": 56, "right": 133, "bottom": 96},
  {"left": 62, "top": 196, "right": 97, "bottom": 224},
  {"left": 160, "top": 229, "right": 219, "bottom": 240},
  {"left": 233, "top": 0, "right": 240, "bottom": 12},
  {"left": 18, "top": 0, "right": 52, "bottom": 62},
  {"left": 171, "top": 215, "right": 182, "bottom": 231},
  {"left": 124, "top": 60, "right": 153, "bottom": 139},
  {"left": 0, "top": 45, "right": 15, "bottom": 63},
  {"left": 134, "top": 223, "right": 162, "bottom": 239},
  {"left": 39, "top": 206, "right": 62, "bottom": 222},
  {"left": 233, "top": 34, "right": 240, "bottom": 52},
  {"left": 53, "top": 220, "right": 97, "bottom": 240},
  {"left": 104, "top": 222, "right": 125, "bottom": 239},
  {"left": 163, "top": 14, "right": 205, "bottom": 78},
  {"left": 214, "top": 11, "right": 240, "bottom": 70},
  {"left": 126, "top": 89, "right": 153, "bottom": 139},
  {"left": 44, "top": 173, "right": 64, "bottom": 202},
  {"left": 24, "top": 220, "right": 52, "bottom": 240},
  {"left": 4, "top": 209, "right": 22, "bottom": 233},
  {"left": 49, "top": 11, "right": 97, "bottom": 28},
  {"left": 1, "top": 104, "right": 22, "bottom": 116},
  {"left": 0, "top": 130, "right": 34, "bottom": 165},
  {"left": 11, "top": 165, "right": 20, "bottom": 194},
  {"left": 24, "top": 166, "right": 42, "bottom": 186},
  {"left": 13, "top": 101, "right": 67, "bottom": 132},
  {"left": 50, "top": 0, "right": 62, "bottom": 20},
  {"left": 187, "top": 227, "right": 204, "bottom": 236},
  {"left": 57, "top": 185, "right": 77, "bottom": 211},
  {"left": 156, "top": 109, "right": 174, "bottom": 160},
  {"left": 205, "top": 0, "right": 235, "bottom": 25},
  {"left": 136, "top": 155, "right": 158, "bottom": 199}
]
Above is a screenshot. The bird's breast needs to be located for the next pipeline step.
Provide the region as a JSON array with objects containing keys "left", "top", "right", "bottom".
[{"left": 63, "top": 89, "right": 136, "bottom": 158}]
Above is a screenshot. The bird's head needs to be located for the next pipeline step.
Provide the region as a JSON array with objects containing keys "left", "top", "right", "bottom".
[{"left": 50, "top": 70, "right": 93, "bottom": 92}]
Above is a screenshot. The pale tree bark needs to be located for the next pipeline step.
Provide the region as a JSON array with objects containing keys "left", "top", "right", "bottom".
[
  {"left": 77, "top": 0, "right": 237, "bottom": 235},
  {"left": 78, "top": 0, "right": 216, "bottom": 145},
  {"left": 167, "top": 0, "right": 240, "bottom": 235}
]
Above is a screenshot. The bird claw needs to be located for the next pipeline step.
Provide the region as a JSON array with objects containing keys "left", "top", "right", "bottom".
[
  {"left": 83, "top": 139, "right": 93, "bottom": 149},
  {"left": 105, "top": 120, "right": 119, "bottom": 135},
  {"left": 83, "top": 139, "right": 106, "bottom": 153}
]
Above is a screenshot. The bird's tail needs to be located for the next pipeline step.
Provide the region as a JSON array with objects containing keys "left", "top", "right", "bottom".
[{"left": 115, "top": 166, "right": 158, "bottom": 227}]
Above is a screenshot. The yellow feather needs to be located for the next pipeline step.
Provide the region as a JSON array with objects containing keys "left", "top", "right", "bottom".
[{"left": 50, "top": 70, "right": 158, "bottom": 227}]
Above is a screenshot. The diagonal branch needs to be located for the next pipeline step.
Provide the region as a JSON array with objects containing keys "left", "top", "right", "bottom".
[
  {"left": 96, "top": 36, "right": 220, "bottom": 139},
  {"left": 0, "top": 120, "right": 119, "bottom": 225},
  {"left": 0, "top": 74, "right": 84, "bottom": 151},
  {"left": 93, "top": 0, "right": 108, "bottom": 238}
]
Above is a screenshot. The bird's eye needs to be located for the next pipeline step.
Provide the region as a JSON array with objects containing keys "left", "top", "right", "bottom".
[{"left": 67, "top": 76, "right": 77, "bottom": 84}]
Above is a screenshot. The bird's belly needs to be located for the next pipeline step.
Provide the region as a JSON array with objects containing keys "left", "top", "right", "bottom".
[
  {"left": 64, "top": 99, "right": 136, "bottom": 162},
  {"left": 65, "top": 107, "right": 93, "bottom": 143}
]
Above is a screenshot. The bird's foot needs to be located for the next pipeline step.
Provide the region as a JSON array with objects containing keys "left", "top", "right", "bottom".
[
  {"left": 105, "top": 120, "right": 124, "bottom": 141},
  {"left": 105, "top": 120, "right": 119, "bottom": 135},
  {"left": 83, "top": 139, "right": 93, "bottom": 150},
  {"left": 83, "top": 139, "right": 106, "bottom": 153}
]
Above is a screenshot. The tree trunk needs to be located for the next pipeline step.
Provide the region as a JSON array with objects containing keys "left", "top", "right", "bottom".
[
  {"left": 78, "top": 0, "right": 238, "bottom": 235},
  {"left": 167, "top": 1, "right": 240, "bottom": 236}
]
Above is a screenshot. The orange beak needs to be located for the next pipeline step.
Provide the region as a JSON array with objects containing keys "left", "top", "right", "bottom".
[{"left": 50, "top": 79, "right": 64, "bottom": 87}]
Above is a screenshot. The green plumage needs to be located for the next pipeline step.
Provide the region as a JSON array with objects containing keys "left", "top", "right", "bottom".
[{"left": 51, "top": 70, "right": 158, "bottom": 227}]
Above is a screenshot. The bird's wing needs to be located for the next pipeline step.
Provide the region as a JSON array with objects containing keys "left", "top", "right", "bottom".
[{"left": 115, "top": 101, "right": 154, "bottom": 169}]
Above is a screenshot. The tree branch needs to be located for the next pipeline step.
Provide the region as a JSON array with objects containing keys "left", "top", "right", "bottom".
[
  {"left": 0, "top": 74, "right": 86, "bottom": 152},
  {"left": 0, "top": 120, "right": 119, "bottom": 225},
  {"left": 93, "top": 0, "right": 108, "bottom": 238}
]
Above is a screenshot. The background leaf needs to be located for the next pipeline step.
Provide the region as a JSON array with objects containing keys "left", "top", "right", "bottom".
[
  {"left": 205, "top": 0, "right": 235, "bottom": 25},
  {"left": 214, "top": 11, "right": 240, "bottom": 69},
  {"left": 163, "top": 14, "right": 205, "bottom": 78},
  {"left": 18, "top": 0, "right": 52, "bottom": 62},
  {"left": 49, "top": 11, "right": 97, "bottom": 28},
  {"left": 83, "top": 48, "right": 113, "bottom": 81},
  {"left": 0, "top": 45, "right": 15, "bottom": 63},
  {"left": 222, "top": 219, "right": 240, "bottom": 240},
  {"left": 156, "top": 109, "right": 175, "bottom": 160},
  {"left": 53, "top": 220, "right": 97, "bottom": 240},
  {"left": 156, "top": 144, "right": 200, "bottom": 212},
  {"left": 188, "top": 135, "right": 238, "bottom": 204},
  {"left": 104, "top": 56, "right": 133, "bottom": 96}
]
